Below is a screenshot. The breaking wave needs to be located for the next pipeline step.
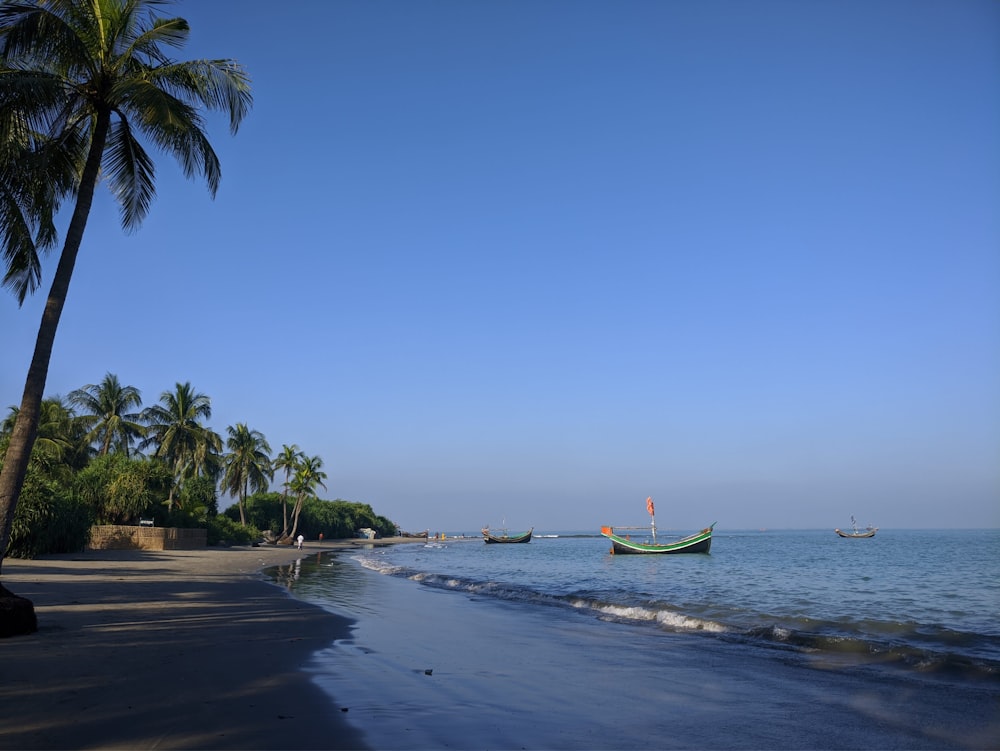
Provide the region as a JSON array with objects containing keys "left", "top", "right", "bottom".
[{"left": 354, "top": 552, "right": 1000, "bottom": 681}]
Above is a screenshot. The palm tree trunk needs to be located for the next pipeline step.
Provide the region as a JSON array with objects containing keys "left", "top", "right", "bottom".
[
  {"left": 167, "top": 454, "right": 185, "bottom": 510},
  {"left": 238, "top": 478, "right": 247, "bottom": 526},
  {"left": 0, "top": 110, "right": 111, "bottom": 576},
  {"left": 167, "top": 465, "right": 177, "bottom": 510},
  {"left": 287, "top": 495, "right": 305, "bottom": 542}
]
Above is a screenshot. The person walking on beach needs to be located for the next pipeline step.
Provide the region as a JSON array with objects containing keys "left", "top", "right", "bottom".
[{"left": 296, "top": 534, "right": 304, "bottom": 550}]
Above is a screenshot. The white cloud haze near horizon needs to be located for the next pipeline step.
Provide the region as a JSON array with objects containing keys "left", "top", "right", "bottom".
[{"left": 2, "top": 0, "right": 998, "bottom": 532}]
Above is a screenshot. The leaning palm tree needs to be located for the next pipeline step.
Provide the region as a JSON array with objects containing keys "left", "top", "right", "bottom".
[
  {"left": 286, "top": 455, "right": 327, "bottom": 543},
  {"left": 0, "top": 0, "right": 251, "bottom": 594},
  {"left": 140, "top": 382, "right": 215, "bottom": 510},
  {"left": 68, "top": 373, "right": 144, "bottom": 457},
  {"left": 221, "top": 423, "right": 272, "bottom": 527},
  {"left": 272, "top": 444, "right": 303, "bottom": 537}
]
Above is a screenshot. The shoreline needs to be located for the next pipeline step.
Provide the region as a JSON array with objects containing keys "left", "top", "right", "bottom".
[
  {"left": 5, "top": 538, "right": 997, "bottom": 750},
  {"left": 297, "top": 544, "right": 1000, "bottom": 751},
  {"left": 0, "top": 541, "right": 403, "bottom": 750}
]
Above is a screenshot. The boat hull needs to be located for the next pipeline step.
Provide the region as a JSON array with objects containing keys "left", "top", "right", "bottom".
[
  {"left": 482, "top": 528, "right": 533, "bottom": 544},
  {"left": 600, "top": 524, "right": 714, "bottom": 555},
  {"left": 835, "top": 528, "right": 877, "bottom": 538}
]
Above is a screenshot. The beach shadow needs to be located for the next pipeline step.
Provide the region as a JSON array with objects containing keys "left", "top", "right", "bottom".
[{"left": 0, "top": 557, "right": 367, "bottom": 750}]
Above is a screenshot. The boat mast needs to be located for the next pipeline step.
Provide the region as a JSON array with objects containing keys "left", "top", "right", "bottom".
[{"left": 646, "top": 496, "right": 656, "bottom": 543}]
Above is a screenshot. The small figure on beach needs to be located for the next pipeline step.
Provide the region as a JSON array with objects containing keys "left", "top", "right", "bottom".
[{"left": 296, "top": 534, "right": 304, "bottom": 550}]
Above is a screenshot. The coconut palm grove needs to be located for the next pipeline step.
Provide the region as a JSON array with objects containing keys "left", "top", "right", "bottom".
[{"left": 1, "top": 374, "right": 399, "bottom": 559}]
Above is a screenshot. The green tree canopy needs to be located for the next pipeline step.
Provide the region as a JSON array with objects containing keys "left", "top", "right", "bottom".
[
  {"left": 221, "top": 423, "right": 272, "bottom": 526},
  {"left": 287, "top": 455, "right": 326, "bottom": 542},
  {"left": 68, "top": 373, "right": 144, "bottom": 457},
  {"left": 272, "top": 444, "right": 303, "bottom": 537},
  {"left": 74, "top": 453, "right": 170, "bottom": 525},
  {"left": 140, "top": 382, "right": 221, "bottom": 508}
]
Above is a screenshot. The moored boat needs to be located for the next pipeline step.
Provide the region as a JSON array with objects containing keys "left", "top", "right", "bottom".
[
  {"left": 482, "top": 527, "right": 533, "bottom": 544},
  {"left": 601, "top": 496, "right": 715, "bottom": 554},
  {"left": 601, "top": 524, "right": 715, "bottom": 554},
  {"left": 835, "top": 516, "right": 877, "bottom": 538}
]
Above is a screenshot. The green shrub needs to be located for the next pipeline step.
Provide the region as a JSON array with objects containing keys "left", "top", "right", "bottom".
[
  {"left": 206, "top": 515, "right": 261, "bottom": 547},
  {"left": 8, "top": 470, "right": 92, "bottom": 558},
  {"left": 236, "top": 492, "right": 284, "bottom": 531},
  {"left": 74, "top": 454, "right": 171, "bottom": 524}
]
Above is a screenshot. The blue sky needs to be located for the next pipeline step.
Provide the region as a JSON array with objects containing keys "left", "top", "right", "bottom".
[{"left": 2, "top": 0, "right": 998, "bottom": 531}]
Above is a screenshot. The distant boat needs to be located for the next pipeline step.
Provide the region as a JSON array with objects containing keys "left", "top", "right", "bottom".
[
  {"left": 836, "top": 516, "right": 877, "bottom": 538},
  {"left": 601, "top": 496, "right": 715, "bottom": 555},
  {"left": 482, "top": 526, "right": 533, "bottom": 544}
]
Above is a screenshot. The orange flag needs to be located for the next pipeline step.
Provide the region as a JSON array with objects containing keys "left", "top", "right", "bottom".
[{"left": 646, "top": 496, "right": 655, "bottom": 516}]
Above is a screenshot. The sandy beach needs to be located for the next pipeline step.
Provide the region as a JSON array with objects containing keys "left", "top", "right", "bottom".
[
  {"left": 0, "top": 543, "right": 380, "bottom": 750},
  {"left": 4, "top": 539, "right": 998, "bottom": 751}
]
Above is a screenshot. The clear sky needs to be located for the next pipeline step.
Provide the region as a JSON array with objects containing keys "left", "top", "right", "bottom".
[{"left": 2, "top": 0, "right": 998, "bottom": 531}]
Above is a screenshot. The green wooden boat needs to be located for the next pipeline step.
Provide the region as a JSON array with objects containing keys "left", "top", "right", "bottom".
[
  {"left": 601, "top": 497, "right": 714, "bottom": 554},
  {"left": 482, "top": 527, "right": 533, "bottom": 544},
  {"left": 601, "top": 523, "right": 715, "bottom": 554}
]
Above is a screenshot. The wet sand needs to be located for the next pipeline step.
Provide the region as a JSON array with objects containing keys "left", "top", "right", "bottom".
[
  {"left": 304, "top": 552, "right": 1000, "bottom": 751},
  {"left": 0, "top": 543, "right": 380, "bottom": 750}
]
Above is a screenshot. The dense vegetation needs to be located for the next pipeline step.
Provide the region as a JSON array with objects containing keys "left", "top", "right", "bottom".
[{"left": 0, "top": 376, "right": 398, "bottom": 558}]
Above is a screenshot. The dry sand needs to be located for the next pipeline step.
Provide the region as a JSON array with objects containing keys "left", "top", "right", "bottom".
[{"left": 0, "top": 543, "right": 386, "bottom": 750}]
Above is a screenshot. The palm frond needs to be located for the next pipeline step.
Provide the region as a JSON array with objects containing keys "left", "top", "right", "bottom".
[
  {"left": 104, "top": 118, "right": 155, "bottom": 230},
  {"left": 111, "top": 76, "right": 229, "bottom": 196},
  {"left": 0, "top": 190, "right": 43, "bottom": 303},
  {"left": 0, "top": 2, "right": 97, "bottom": 81},
  {"left": 151, "top": 59, "right": 251, "bottom": 135},
  {"left": 130, "top": 15, "right": 189, "bottom": 58},
  {"left": 0, "top": 101, "right": 60, "bottom": 302}
]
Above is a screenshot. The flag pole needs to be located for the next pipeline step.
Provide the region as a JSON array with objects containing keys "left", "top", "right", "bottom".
[{"left": 646, "top": 496, "right": 656, "bottom": 543}]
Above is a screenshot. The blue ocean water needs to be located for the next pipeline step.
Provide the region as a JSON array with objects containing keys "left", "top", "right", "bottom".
[
  {"left": 324, "top": 528, "right": 1000, "bottom": 675},
  {"left": 271, "top": 528, "right": 1000, "bottom": 749}
]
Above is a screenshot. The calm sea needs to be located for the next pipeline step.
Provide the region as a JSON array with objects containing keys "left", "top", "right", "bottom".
[
  {"left": 269, "top": 528, "right": 1000, "bottom": 749},
  {"left": 324, "top": 528, "right": 1000, "bottom": 673}
]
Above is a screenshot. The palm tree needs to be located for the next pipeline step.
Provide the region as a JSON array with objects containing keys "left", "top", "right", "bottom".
[
  {"left": 0, "top": 0, "right": 251, "bottom": 585},
  {"left": 221, "top": 423, "right": 272, "bottom": 527},
  {"left": 29, "top": 397, "right": 83, "bottom": 469},
  {"left": 68, "top": 373, "right": 144, "bottom": 457},
  {"left": 272, "top": 444, "right": 303, "bottom": 537},
  {"left": 4, "top": 396, "right": 90, "bottom": 480},
  {"left": 188, "top": 425, "right": 224, "bottom": 487},
  {"left": 287, "top": 455, "right": 327, "bottom": 543},
  {"left": 140, "top": 382, "right": 217, "bottom": 509}
]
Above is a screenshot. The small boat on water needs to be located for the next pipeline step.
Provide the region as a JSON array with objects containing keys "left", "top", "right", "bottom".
[
  {"left": 835, "top": 516, "right": 877, "bottom": 538},
  {"left": 601, "top": 496, "right": 715, "bottom": 555},
  {"left": 482, "top": 526, "right": 533, "bottom": 544}
]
